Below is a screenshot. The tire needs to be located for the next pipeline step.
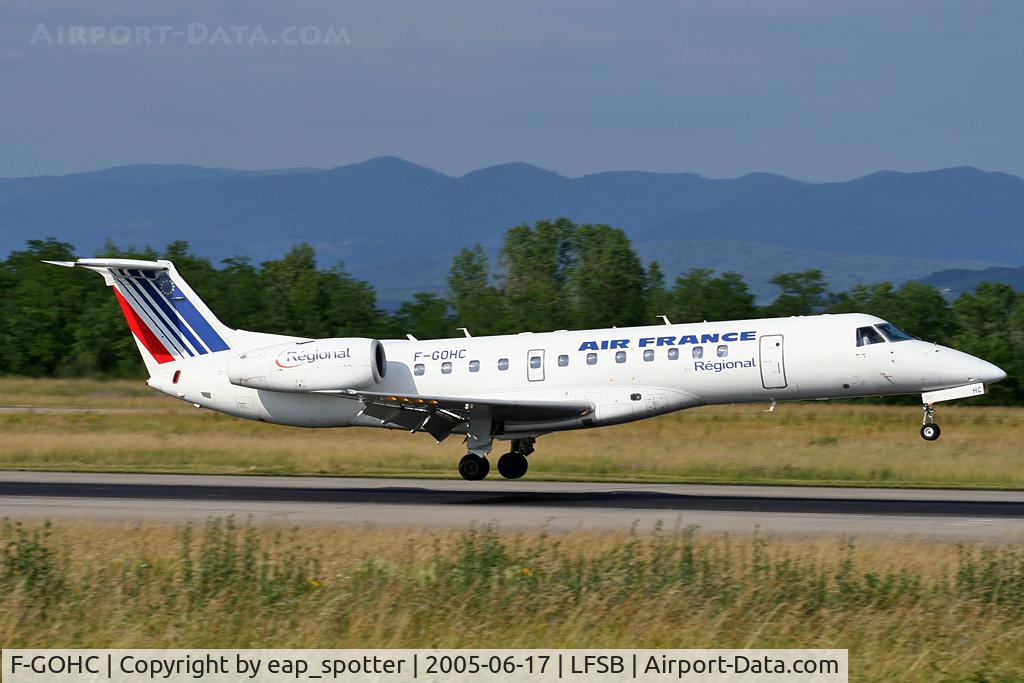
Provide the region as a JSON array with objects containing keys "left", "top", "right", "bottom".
[
  {"left": 920, "top": 424, "right": 941, "bottom": 441},
  {"left": 497, "top": 451, "right": 529, "bottom": 480},
  {"left": 459, "top": 454, "right": 489, "bottom": 480}
]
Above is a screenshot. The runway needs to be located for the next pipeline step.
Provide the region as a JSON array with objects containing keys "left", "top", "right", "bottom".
[{"left": 2, "top": 471, "right": 1024, "bottom": 539}]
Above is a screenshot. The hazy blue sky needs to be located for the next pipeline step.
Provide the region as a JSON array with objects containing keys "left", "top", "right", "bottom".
[{"left": 1, "top": 1, "right": 1021, "bottom": 180}]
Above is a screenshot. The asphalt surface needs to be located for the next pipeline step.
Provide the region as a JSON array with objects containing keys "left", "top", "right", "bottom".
[{"left": 2, "top": 471, "right": 1024, "bottom": 539}]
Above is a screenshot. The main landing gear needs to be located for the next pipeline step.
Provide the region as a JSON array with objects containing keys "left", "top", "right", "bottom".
[
  {"left": 458, "top": 436, "right": 535, "bottom": 481},
  {"left": 497, "top": 438, "right": 534, "bottom": 480},
  {"left": 458, "top": 453, "right": 490, "bottom": 480},
  {"left": 920, "top": 403, "right": 941, "bottom": 441}
]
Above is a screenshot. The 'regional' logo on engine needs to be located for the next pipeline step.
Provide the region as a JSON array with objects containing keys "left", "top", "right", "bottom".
[{"left": 275, "top": 347, "right": 351, "bottom": 369}]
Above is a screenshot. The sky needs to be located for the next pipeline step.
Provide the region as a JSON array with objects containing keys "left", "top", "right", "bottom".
[{"left": 0, "top": 0, "right": 1022, "bottom": 181}]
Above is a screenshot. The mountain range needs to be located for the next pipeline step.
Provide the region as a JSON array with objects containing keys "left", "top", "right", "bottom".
[
  {"left": 1, "top": 158, "right": 1021, "bottom": 305},
  {"left": 920, "top": 266, "right": 1024, "bottom": 298}
]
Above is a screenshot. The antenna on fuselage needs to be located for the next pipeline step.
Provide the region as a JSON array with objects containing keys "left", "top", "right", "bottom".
[
  {"left": 658, "top": 315, "right": 672, "bottom": 325},
  {"left": 406, "top": 333, "right": 418, "bottom": 341},
  {"left": 457, "top": 327, "right": 472, "bottom": 338}
]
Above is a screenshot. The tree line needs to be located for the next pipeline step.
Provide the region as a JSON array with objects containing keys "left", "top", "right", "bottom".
[{"left": 1, "top": 217, "right": 1020, "bottom": 403}]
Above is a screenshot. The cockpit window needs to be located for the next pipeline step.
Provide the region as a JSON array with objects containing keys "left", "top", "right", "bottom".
[
  {"left": 876, "top": 323, "right": 915, "bottom": 342},
  {"left": 856, "top": 326, "right": 885, "bottom": 347}
]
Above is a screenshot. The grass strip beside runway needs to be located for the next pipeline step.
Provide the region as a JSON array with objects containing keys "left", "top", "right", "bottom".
[
  {"left": 2, "top": 519, "right": 1024, "bottom": 681},
  {"left": 1, "top": 378, "right": 1022, "bottom": 488}
]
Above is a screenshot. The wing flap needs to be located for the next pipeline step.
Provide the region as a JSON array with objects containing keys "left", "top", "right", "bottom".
[{"left": 334, "top": 389, "right": 594, "bottom": 422}]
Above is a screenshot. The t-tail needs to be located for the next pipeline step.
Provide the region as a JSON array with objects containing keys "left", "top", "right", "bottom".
[{"left": 44, "top": 258, "right": 234, "bottom": 376}]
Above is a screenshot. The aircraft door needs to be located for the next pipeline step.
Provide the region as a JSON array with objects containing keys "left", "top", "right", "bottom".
[
  {"left": 759, "top": 335, "right": 787, "bottom": 389},
  {"left": 527, "top": 349, "right": 545, "bottom": 382}
]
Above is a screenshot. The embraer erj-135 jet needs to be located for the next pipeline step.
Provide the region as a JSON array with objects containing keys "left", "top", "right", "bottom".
[{"left": 50, "top": 258, "right": 1007, "bottom": 481}]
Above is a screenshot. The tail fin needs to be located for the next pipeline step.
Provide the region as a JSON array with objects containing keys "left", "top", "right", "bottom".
[{"left": 45, "top": 258, "right": 234, "bottom": 375}]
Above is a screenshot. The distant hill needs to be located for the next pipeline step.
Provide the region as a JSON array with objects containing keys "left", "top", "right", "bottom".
[
  {"left": 919, "top": 266, "right": 1024, "bottom": 298},
  {"left": 0, "top": 158, "right": 1019, "bottom": 306},
  {"left": 634, "top": 240, "right": 998, "bottom": 302}
]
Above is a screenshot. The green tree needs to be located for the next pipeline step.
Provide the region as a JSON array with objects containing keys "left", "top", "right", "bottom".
[
  {"left": 669, "top": 268, "right": 756, "bottom": 323},
  {"left": 0, "top": 239, "right": 91, "bottom": 376},
  {"left": 949, "top": 283, "right": 1021, "bottom": 403},
  {"left": 645, "top": 261, "right": 671, "bottom": 323},
  {"left": 498, "top": 218, "right": 574, "bottom": 331},
  {"left": 259, "top": 244, "right": 387, "bottom": 338},
  {"left": 830, "top": 281, "right": 953, "bottom": 342},
  {"left": 764, "top": 270, "right": 831, "bottom": 317},
  {"left": 394, "top": 292, "right": 456, "bottom": 339},
  {"left": 565, "top": 223, "right": 648, "bottom": 329},
  {"left": 259, "top": 244, "right": 328, "bottom": 337},
  {"left": 215, "top": 257, "right": 265, "bottom": 330},
  {"left": 447, "top": 245, "right": 505, "bottom": 335}
]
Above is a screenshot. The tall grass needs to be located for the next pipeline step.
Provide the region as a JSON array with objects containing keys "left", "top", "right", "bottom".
[{"left": 2, "top": 519, "right": 1024, "bottom": 681}]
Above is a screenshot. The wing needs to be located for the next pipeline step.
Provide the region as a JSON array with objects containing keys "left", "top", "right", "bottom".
[{"left": 319, "top": 388, "right": 594, "bottom": 442}]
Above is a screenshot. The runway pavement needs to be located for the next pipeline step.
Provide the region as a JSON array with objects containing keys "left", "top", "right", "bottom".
[{"left": 2, "top": 471, "right": 1024, "bottom": 539}]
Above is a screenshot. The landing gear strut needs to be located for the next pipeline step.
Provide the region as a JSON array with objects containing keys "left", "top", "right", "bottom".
[
  {"left": 497, "top": 437, "right": 534, "bottom": 480},
  {"left": 457, "top": 412, "right": 539, "bottom": 481},
  {"left": 458, "top": 413, "right": 494, "bottom": 481},
  {"left": 920, "top": 404, "right": 941, "bottom": 441}
]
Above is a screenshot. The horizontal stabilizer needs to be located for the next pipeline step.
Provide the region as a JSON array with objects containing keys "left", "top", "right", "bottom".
[{"left": 44, "top": 258, "right": 169, "bottom": 271}]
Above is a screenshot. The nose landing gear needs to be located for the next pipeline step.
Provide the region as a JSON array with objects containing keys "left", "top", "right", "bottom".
[{"left": 921, "top": 404, "right": 941, "bottom": 441}]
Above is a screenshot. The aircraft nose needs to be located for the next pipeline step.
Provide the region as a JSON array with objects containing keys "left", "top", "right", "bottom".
[
  {"left": 977, "top": 359, "right": 1007, "bottom": 384},
  {"left": 934, "top": 347, "right": 1007, "bottom": 386}
]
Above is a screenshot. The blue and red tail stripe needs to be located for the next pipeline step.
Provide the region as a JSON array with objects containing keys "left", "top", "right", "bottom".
[
  {"left": 117, "top": 278, "right": 195, "bottom": 358},
  {"left": 113, "top": 288, "right": 175, "bottom": 364},
  {"left": 110, "top": 268, "right": 229, "bottom": 361}
]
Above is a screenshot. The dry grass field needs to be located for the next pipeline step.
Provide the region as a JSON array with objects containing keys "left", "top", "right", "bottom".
[
  {"left": 4, "top": 379, "right": 1024, "bottom": 680},
  {"left": 0, "top": 378, "right": 1021, "bottom": 488},
  {"left": 2, "top": 519, "right": 1024, "bottom": 682}
]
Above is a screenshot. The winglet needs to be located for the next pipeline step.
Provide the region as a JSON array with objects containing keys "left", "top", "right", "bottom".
[{"left": 42, "top": 260, "right": 76, "bottom": 268}]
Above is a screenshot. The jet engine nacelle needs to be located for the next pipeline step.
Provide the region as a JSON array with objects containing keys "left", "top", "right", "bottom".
[{"left": 227, "top": 338, "right": 386, "bottom": 392}]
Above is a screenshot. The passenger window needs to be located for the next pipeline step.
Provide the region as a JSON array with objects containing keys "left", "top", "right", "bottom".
[
  {"left": 498, "top": 358, "right": 509, "bottom": 371},
  {"left": 529, "top": 355, "right": 542, "bottom": 369},
  {"left": 586, "top": 352, "right": 597, "bottom": 365},
  {"left": 856, "top": 326, "right": 885, "bottom": 347},
  {"left": 643, "top": 349, "right": 654, "bottom": 362},
  {"left": 441, "top": 361, "right": 452, "bottom": 374},
  {"left": 615, "top": 350, "right": 627, "bottom": 363},
  {"left": 414, "top": 363, "right": 425, "bottom": 376},
  {"left": 469, "top": 360, "right": 480, "bottom": 372},
  {"left": 717, "top": 345, "right": 728, "bottom": 358},
  {"left": 692, "top": 346, "right": 703, "bottom": 359},
  {"left": 668, "top": 348, "right": 679, "bottom": 360},
  {"left": 558, "top": 354, "right": 569, "bottom": 367}
]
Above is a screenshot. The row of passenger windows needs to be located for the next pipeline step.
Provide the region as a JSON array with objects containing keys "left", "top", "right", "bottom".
[{"left": 411, "top": 345, "right": 730, "bottom": 376}]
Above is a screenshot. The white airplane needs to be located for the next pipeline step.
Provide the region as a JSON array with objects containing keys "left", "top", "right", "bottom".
[{"left": 49, "top": 258, "right": 1007, "bottom": 480}]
